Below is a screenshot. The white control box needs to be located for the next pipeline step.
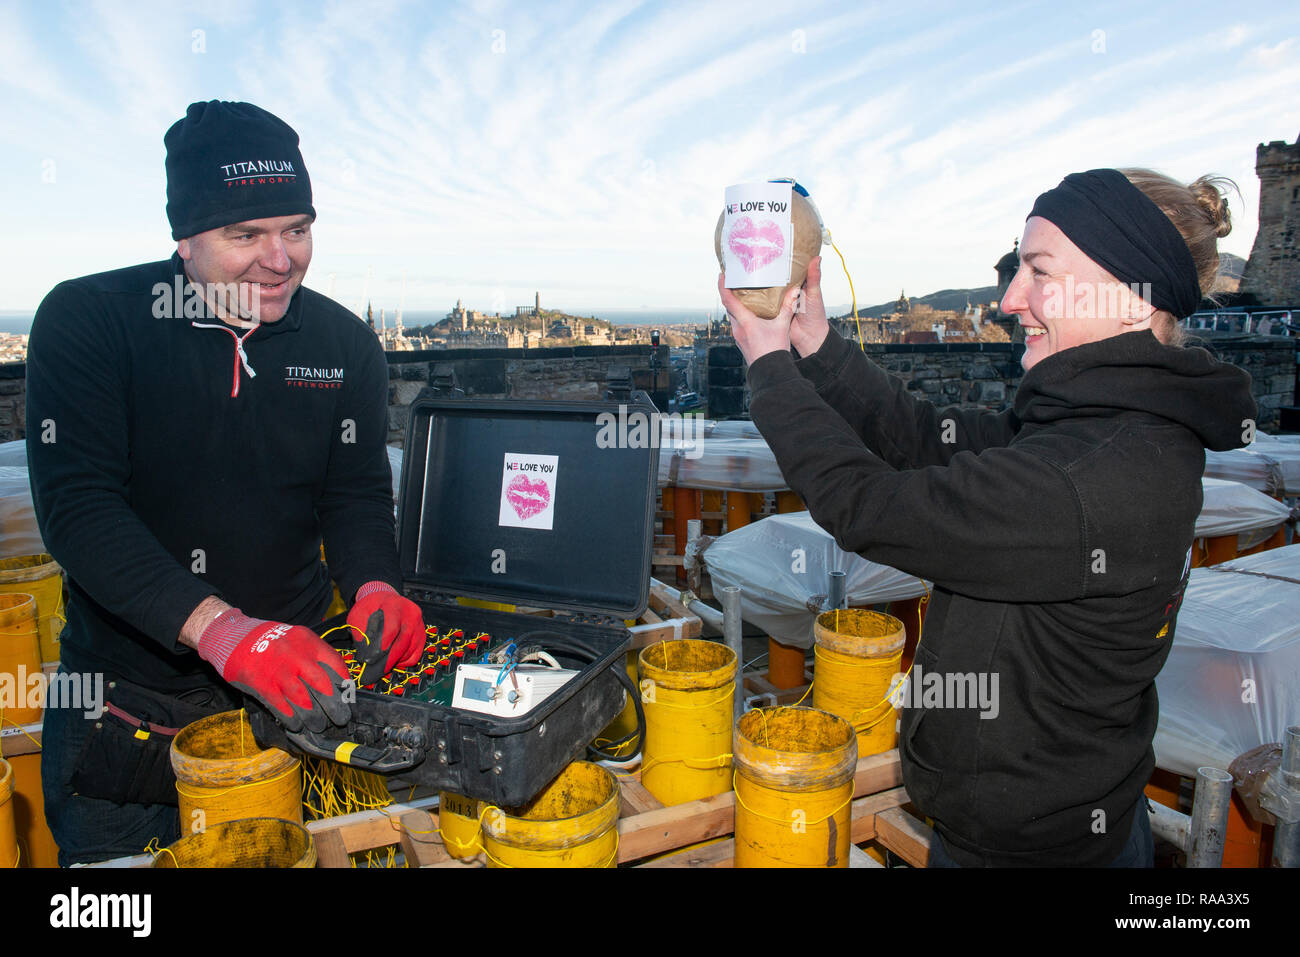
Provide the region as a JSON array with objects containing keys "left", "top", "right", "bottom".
[{"left": 451, "top": 663, "right": 578, "bottom": 717}]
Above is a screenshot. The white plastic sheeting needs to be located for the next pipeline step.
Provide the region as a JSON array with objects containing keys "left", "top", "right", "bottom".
[
  {"left": 386, "top": 445, "right": 403, "bottom": 504},
  {"left": 658, "top": 436, "right": 788, "bottom": 491},
  {"left": 0, "top": 464, "right": 45, "bottom": 558},
  {"left": 0, "top": 441, "right": 27, "bottom": 467},
  {"left": 1247, "top": 433, "right": 1300, "bottom": 496},
  {"left": 656, "top": 417, "right": 786, "bottom": 491},
  {"left": 701, "top": 510, "right": 928, "bottom": 648},
  {"left": 1196, "top": 477, "right": 1293, "bottom": 549},
  {"left": 1153, "top": 544, "right": 1300, "bottom": 777},
  {"left": 1203, "top": 447, "right": 1285, "bottom": 497}
]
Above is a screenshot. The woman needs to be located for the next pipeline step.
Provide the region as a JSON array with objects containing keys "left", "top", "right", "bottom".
[{"left": 721, "top": 168, "right": 1257, "bottom": 867}]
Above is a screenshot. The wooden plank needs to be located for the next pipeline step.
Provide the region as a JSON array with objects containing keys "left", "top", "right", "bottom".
[
  {"left": 849, "top": 843, "right": 885, "bottom": 868},
  {"left": 618, "top": 778, "right": 665, "bottom": 817},
  {"left": 741, "top": 672, "right": 812, "bottom": 706},
  {"left": 397, "top": 808, "right": 452, "bottom": 868},
  {"left": 849, "top": 786, "right": 910, "bottom": 843},
  {"left": 852, "top": 750, "right": 903, "bottom": 798},
  {"left": 638, "top": 838, "right": 734, "bottom": 868},
  {"left": 305, "top": 796, "right": 438, "bottom": 854},
  {"left": 627, "top": 618, "right": 701, "bottom": 649},
  {"left": 640, "top": 607, "right": 664, "bottom": 625},
  {"left": 874, "top": 805, "right": 932, "bottom": 868},
  {"left": 0, "top": 720, "right": 43, "bottom": 758},
  {"left": 616, "top": 791, "right": 736, "bottom": 863},
  {"left": 314, "top": 828, "right": 352, "bottom": 869}
]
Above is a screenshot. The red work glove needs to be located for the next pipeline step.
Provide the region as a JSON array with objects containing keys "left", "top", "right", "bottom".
[
  {"left": 197, "top": 609, "right": 351, "bottom": 734},
  {"left": 347, "top": 581, "right": 425, "bottom": 676}
]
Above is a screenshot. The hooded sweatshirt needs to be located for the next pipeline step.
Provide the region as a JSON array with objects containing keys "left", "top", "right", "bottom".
[
  {"left": 746, "top": 327, "right": 1257, "bottom": 867},
  {"left": 25, "top": 254, "right": 401, "bottom": 693}
]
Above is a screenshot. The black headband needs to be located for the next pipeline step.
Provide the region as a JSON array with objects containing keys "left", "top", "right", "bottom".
[{"left": 1027, "top": 169, "right": 1200, "bottom": 319}]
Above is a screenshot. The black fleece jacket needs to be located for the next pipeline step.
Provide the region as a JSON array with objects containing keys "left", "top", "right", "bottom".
[
  {"left": 25, "top": 255, "right": 401, "bottom": 693},
  {"left": 747, "top": 327, "right": 1256, "bottom": 866}
]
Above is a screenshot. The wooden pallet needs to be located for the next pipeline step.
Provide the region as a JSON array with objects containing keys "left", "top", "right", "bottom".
[
  {"left": 92, "top": 750, "right": 930, "bottom": 868},
  {"left": 302, "top": 749, "right": 931, "bottom": 868}
]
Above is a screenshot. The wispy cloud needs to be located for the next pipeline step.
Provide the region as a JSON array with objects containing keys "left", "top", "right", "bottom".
[{"left": 1, "top": 0, "right": 1297, "bottom": 315}]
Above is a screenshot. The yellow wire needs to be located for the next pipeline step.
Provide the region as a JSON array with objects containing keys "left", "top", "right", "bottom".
[
  {"left": 640, "top": 752, "right": 733, "bottom": 776},
  {"left": 643, "top": 685, "right": 734, "bottom": 711},
  {"left": 731, "top": 768, "right": 853, "bottom": 827},
  {"left": 792, "top": 681, "right": 814, "bottom": 707},
  {"left": 143, "top": 837, "right": 179, "bottom": 868},
  {"left": 0, "top": 713, "right": 44, "bottom": 752},
  {"left": 319, "top": 623, "right": 368, "bottom": 642},
  {"left": 827, "top": 235, "right": 864, "bottom": 352}
]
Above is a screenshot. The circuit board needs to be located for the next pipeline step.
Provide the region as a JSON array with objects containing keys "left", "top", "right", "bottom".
[{"left": 338, "top": 627, "right": 498, "bottom": 706}]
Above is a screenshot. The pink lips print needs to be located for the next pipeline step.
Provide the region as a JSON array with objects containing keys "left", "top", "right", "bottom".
[
  {"left": 727, "top": 216, "right": 786, "bottom": 273},
  {"left": 506, "top": 474, "right": 551, "bottom": 520}
]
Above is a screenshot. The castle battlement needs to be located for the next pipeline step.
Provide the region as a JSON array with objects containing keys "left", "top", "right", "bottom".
[{"left": 1240, "top": 130, "right": 1300, "bottom": 306}]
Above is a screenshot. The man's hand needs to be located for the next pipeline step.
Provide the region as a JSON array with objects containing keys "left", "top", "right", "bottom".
[
  {"left": 718, "top": 276, "right": 799, "bottom": 366},
  {"left": 789, "top": 255, "right": 830, "bottom": 358},
  {"left": 347, "top": 581, "right": 425, "bottom": 675},
  {"left": 195, "top": 609, "right": 351, "bottom": 733}
]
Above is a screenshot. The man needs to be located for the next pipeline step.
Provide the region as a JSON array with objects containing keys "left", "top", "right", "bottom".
[{"left": 26, "top": 101, "right": 425, "bottom": 865}]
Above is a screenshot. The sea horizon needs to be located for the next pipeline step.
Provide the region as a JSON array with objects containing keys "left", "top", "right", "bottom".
[{"left": 0, "top": 306, "right": 724, "bottom": 335}]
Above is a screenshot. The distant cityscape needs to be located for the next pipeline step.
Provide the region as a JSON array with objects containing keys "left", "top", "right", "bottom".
[{"left": 0, "top": 333, "right": 28, "bottom": 364}]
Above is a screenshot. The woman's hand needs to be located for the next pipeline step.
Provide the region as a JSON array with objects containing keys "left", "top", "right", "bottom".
[
  {"left": 718, "top": 276, "right": 799, "bottom": 366},
  {"left": 790, "top": 255, "right": 829, "bottom": 358},
  {"left": 718, "top": 255, "right": 830, "bottom": 366}
]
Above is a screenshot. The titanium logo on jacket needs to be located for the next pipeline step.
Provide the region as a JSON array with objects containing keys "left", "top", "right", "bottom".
[{"left": 284, "top": 366, "right": 345, "bottom": 390}]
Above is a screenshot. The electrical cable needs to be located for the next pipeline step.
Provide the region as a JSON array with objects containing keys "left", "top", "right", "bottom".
[{"left": 516, "top": 629, "right": 646, "bottom": 762}]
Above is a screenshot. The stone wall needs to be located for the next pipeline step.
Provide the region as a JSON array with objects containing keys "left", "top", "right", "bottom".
[
  {"left": 1240, "top": 132, "right": 1300, "bottom": 306},
  {"left": 0, "top": 333, "right": 1290, "bottom": 448},
  {"left": 702, "top": 340, "right": 1024, "bottom": 419},
  {"left": 385, "top": 344, "right": 667, "bottom": 446},
  {"left": 866, "top": 342, "right": 1022, "bottom": 410},
  {"left": 1197, "top": 336, "right": 1298, "bottom": 431},
  {"left": 0, "top": 365, "right": 25, "bottom": 443},
  {"left": 702, "top": 336, "right": 1297, "bottom": 430}
]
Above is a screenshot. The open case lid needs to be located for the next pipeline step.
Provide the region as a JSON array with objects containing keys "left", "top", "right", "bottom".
[{"left": 397, "top": 392, "right": 660, "bottom": 619}]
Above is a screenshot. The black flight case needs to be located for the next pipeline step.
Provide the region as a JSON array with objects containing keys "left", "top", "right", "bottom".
[{"left": 250, "top": 382, "right": 660, "bottom": 807}]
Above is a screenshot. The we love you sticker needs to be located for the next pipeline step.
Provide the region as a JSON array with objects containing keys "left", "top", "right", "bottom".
[
  {"left": 722, "top": 181, "right": 794, "bottom": 288},
  {"left": 499, "top": 452, "right": 559, "bottom": 530}
]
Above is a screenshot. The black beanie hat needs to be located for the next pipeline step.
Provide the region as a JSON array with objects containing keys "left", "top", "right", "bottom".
[{"left": 165, "top": 101, "right": 316, "bottom": 241}]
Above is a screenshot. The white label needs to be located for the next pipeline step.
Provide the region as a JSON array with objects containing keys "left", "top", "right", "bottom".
[
  {"left": 498, "top": 452, "right": 559, "bottom": 530},
  {"left": 722, "top": 181, "right": 794, "bottom": 288}
]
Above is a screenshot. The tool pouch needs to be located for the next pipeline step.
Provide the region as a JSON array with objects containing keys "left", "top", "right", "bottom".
[{"left": 69, "top": 675, "right": 238, "bottom": 807}]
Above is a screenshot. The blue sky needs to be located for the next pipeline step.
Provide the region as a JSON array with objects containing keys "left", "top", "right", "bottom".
[{"left": 2, "top": 0, "right": 1297, "bottom": 317}]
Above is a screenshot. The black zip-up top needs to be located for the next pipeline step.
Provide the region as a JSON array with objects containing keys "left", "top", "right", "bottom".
[
  {"left": 747, "top": 327, "right": 1256, "bottom": 866},
  {"left": 26, "top": 255, "right": 402, "bottom": 692}
]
